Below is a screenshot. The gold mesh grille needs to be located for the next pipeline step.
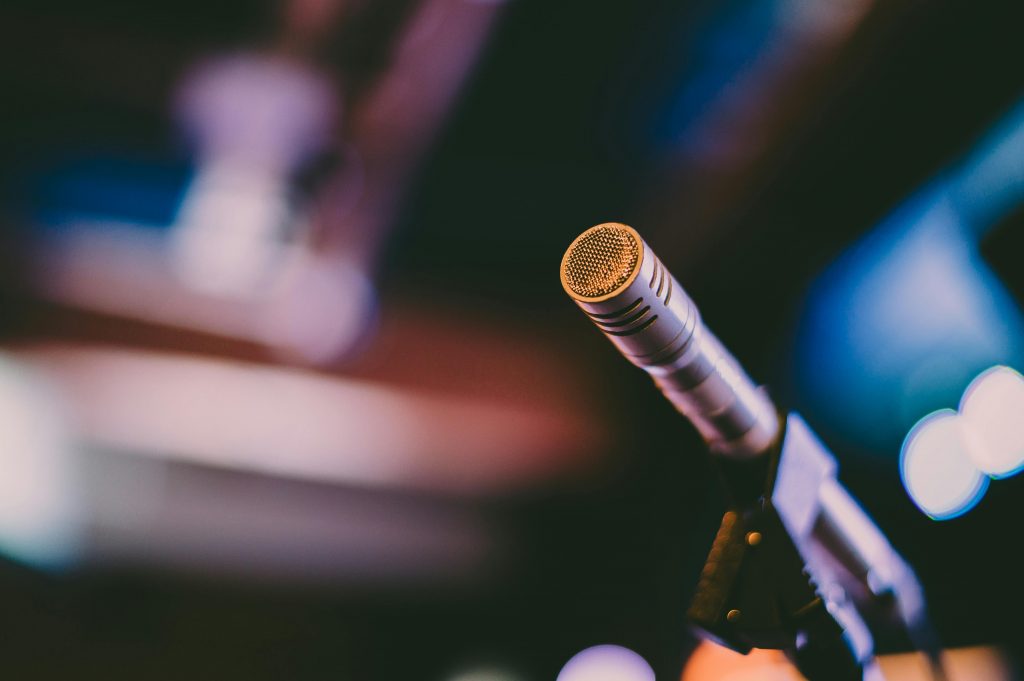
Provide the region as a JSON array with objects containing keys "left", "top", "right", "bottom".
[{"left": 562, "top": 224, "right": 640, "bottom": 298}]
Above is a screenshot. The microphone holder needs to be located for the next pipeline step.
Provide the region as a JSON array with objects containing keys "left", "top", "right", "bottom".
[{"left": 689, "top": 414, "right": 933, "bottom": 681}]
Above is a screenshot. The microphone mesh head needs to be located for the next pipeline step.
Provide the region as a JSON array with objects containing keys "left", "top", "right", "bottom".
[{"left": 562, "top": 223, "right": 641, "bottom": 299}]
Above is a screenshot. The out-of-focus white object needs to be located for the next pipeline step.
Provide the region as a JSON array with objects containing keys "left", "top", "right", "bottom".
[
  {"left": 0, "top": 348, "right": 506, "bottom": 582},
  {"left": 16, "top": 345, "right": 596, "bottom": 495},
  {"left": 0, "top": 356, "right": 80, "bottom": 568},
  {"left": 0, "top": 340, "right": 600, "bottom": 580},
  {"left": 30, "top": 0, "right": 506, "bottom": 365},
  {"left": 175, "top": 54, "right": 336, "bottom": 173},
  {"left": 259, "top": 250, "right": 377, "bottom": 364},
  {"left": 900, "top": 409, "right": 989, "bottom": 519},
  {"left": 35, "top": 226, "right": 376, "bottom": 365},
  {"left": 960, "top": 366, "right": 1024, "bottom": 478},
  {"left": 899, "top": 364, "right": 1024, "bottom": 519},
  {"left": 556, "top": 645, "right": 655, "bottom": 681},
  {"left": 172, "top": 53, "right": 339, "bottom": 298}
]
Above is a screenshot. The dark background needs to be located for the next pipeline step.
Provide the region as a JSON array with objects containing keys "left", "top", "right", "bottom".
[{"left": 2, "top": 0, "right": 1024, "bottom": 678}]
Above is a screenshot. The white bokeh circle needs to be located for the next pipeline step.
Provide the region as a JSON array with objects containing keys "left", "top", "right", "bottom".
[
  {"left": 960, "top": 366, "right": 1024, "bottom": 478},
  {"left": 900, "top": 409, "right": 988, "bottom": 519},
  {"left": 556, "top": 645, "right": 655, "bottom": 681}
]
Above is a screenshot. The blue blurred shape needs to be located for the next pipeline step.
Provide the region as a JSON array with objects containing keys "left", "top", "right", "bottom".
[
  {"left": 791, "top": 99, "right": 1024, "bottom": 458},
  {"left": 22, "top": 152, "right": 191, "bottom": 230}
]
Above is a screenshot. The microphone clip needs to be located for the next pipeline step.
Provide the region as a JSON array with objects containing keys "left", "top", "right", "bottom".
[{"left": 687, "top": 414, "right": 921, "bottom": 681}]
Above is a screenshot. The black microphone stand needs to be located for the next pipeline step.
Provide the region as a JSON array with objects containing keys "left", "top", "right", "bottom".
[{"left": 688, "top": 412, "right": 948, "bottom": 681}]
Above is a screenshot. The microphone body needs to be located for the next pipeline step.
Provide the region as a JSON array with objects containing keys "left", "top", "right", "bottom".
[
  {"left": 560, "top": 223, "right": 778, "bottom": 459},
  {"left": 560, "top": 224, "right": 938, "bottom": 681}
]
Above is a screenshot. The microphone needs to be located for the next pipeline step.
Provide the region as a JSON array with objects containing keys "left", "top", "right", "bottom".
[
  {"left": 560, "top": 222, "right": 778, "bottom": 460},
  {"left": 560, "top": 223, "right": 945, "bottom": 681}
]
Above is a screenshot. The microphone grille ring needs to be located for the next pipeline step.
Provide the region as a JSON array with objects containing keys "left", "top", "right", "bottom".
[{"left": 561, "top": 223, "right": 641, "bottom": 300}]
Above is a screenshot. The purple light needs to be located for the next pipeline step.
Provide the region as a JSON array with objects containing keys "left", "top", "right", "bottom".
[{"left": 557, "top": 645, "right": 655, "bottom": 681}]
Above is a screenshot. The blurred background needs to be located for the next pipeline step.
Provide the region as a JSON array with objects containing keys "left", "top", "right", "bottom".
[{"left": 1, "top": 0, "right": 1023, "bottom": 678}]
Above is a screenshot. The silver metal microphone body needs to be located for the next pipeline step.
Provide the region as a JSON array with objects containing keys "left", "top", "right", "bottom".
[
  {"left": 560, "top": 223, "right": 779, "bottom": 459},
  {"left": 560, "top": 223, "right": 942, "bottom": 681}
]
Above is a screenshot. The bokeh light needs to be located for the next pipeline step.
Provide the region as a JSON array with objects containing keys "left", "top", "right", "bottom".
[
  {"left": 960, "top": 366, "right": 1024, "bottom": 478},
  {"left": 556, "top": 645, "right": 655, "bottom": 681},
  {"left": 900, "top": 409, "right": 988, "bottom": 520},
  {"left": 0, "top": 356, "right": 80, "bottom": 568},
  {"left": 447, "top": 667, "right": 524, "bottom": 681}
]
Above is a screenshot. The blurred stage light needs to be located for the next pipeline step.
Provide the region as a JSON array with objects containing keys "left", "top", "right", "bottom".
[
  {"left": 0, "top": 353, "right": 504, "bottom": 582},
  {"left": 170, "top": 53, "right": 337, "bottom": 298},
  {"left": 16, "top": 345, "right": 594, "bottom": 496},
  {"left": 169, "top": 162, "right": 295, "bottom": 298},
  {"left": 556, "top": 645, "right": 655, "bottom": 681},
  {"left": 681, "top": 640, "right": 1011, "bottom": 680},
  {"left": 447, "top": 667, "right": 524, "bottom": 681},
  {"left": 900, "top": 409, "right": 988, "bottom": 520},
  {"left": 960, "top": 366, "right": 1024, "bottom": 478},
  {"left": 791, "top": 98, "right": 1024, "bottom": 459},
  {"left": 0, "top": 356, "right": 80, "bottom": 568},
  {"left": 259, "top": 252, "right": 377, "bottom": 364}
]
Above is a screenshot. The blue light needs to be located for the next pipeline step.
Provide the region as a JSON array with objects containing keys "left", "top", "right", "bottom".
[{"left": 790, "top": 98, "right": 1024, "bottom": 459}]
